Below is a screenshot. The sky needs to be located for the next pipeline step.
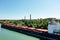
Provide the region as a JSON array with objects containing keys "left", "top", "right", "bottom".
[{"left": 0, "top": 0, "right": 60, "bottom": 19}]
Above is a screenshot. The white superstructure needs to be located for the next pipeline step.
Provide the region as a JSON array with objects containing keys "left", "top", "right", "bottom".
[{"left": 48, "top": 20, "right": 60, "bottom": 34}]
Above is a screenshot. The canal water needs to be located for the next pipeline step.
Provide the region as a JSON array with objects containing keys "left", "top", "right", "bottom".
[
  {"left": 0, "top": 28, "right": 46, "bottom": 40},
  {"left": 0, "top": 28, "right": 38, "bottom": 40}
]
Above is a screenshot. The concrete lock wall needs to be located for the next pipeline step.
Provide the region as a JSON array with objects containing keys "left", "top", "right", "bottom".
[{"left": 0, "top": 24, "right": 1, "bottom": 31}]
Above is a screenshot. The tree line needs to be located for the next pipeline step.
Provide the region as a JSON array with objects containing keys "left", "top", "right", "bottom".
[{"left": 0, "top": 18, "right": 60, "bottom": 29}]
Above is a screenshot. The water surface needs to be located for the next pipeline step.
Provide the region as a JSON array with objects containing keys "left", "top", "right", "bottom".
[{"left": 0, "top": 28, "right": 43, "bottom": 40}]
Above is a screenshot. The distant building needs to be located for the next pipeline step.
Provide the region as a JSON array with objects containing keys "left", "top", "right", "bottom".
[
  {"left": 48, "top": 19, "right": 60, "bottom": 35},
  {"left": 30, "top": 14, "right": 31, "bottom": 20}
]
